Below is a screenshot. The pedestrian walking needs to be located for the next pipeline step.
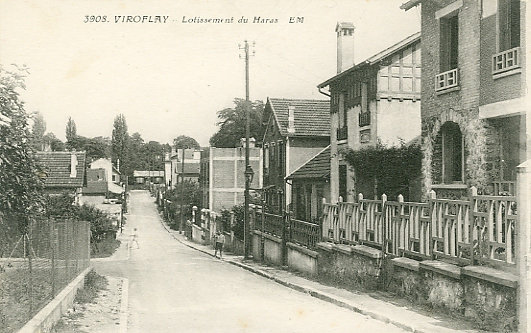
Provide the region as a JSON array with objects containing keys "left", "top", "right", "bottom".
[
  {"left": 130, "top": 228, "right": 140, "bottom": 249},
  {"left": 214, "top": 231, "right": 225, "bottom": 258}
]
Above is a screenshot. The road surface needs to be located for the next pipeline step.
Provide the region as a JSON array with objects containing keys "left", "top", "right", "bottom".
[{"left": 94, "top": 190, "right": 406, "bottom": 333}]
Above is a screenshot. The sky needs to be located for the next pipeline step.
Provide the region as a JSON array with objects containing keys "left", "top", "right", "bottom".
[{"left": 0, "top": 0, "right": 421, "bottom": 147}]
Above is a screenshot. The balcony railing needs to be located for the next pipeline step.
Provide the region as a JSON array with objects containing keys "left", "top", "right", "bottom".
[
  {"left": 435, "top": 68, "right": 459, "bottom": 92},
  {"left": 337, "top": 126, "right": 348, "bottom": 141},
  {"left": 359, "top": 112, "right": 370, "bottom": 127},
  {"left": 492, "top": 47, "right": 520, "bottom": 75}
]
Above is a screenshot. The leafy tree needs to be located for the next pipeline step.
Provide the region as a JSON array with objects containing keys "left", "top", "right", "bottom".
[
  {"left": 65, "top": 117, "right": 77, "bottom": 142},
  {"left": 173, "top": 135, "right": 200, "bottom": 150},
  {"left": 112, "top": 114, "right": 129, "bottom": 174},
  {"left": 31, "top": 111, "right": 47, "bottom": 151},
  {"left": 209, "top": 98, "right": 264, "bottom": 148},
  {"left": 43, "top": 132, "right": 65, "bottom": 151},
  {"left": 164, "top": 180, "right": 202, "bottom": 229},
  {"left": 142, "top": 141, "right": 165, "bottom": 170},
  {"left": 66, "top": 135, "right": 110, "bottom": 161},
  {"left": 0, "top": 64, "right": 44, "bottom": 230}
]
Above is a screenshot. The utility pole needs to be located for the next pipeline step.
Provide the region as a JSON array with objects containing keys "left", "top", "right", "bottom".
[
  {"left": 240, "top": 40, "right": 254, "bottom": 259},
  {"left": 180, "top": 148, "right": 185, "bottom": 234}
]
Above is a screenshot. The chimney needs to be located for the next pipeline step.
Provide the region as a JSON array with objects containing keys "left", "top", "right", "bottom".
[
  {"left": 287, "top": 105, "right": 295, "bottom": 133},
  {"left": 336, "top": 22, "right": 355, "bottom": 73},
  {"left": 70, "top": 153, "right": 78, "bottom": 178}
]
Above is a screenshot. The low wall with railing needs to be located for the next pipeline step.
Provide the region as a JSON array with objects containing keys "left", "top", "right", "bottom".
[{"left": 319, "top": 187, "right": 519, "bottom": 331}]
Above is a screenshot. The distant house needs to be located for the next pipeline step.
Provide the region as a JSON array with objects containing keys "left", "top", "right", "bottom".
[
  {"left": 164, "top": 148, "right": 201, "bottom": 189},
  {"left": 262, "top": 97, "right": 330, "bottom": 214},
  {"left": 36, "top": 151, "right": 86, "bottom": 204},
  {"left": 318, "top": 23, "right": 421, "bottom": 201},
  {"left": 82, "top": 158, "right": 123, "bottom": 199},
  {"left": 286, "top": 145, "right": 330, "bottom": 222},
  {"left": 133, "top": 171, "right": 165, "bottom": 185},
  {"left": 201, "top": 142, "right": 262, "bottom": 213}
]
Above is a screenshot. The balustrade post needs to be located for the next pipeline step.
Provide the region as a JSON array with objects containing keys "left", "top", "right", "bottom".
[
  {"left": 428, "top": 190, "right": 436, "bottom": 259},
  {"left": 381, "top": 193, "right": 388, "bottom": 252},
  {"left": 516, "top": 161, "right": 531, "bottom": 332}
]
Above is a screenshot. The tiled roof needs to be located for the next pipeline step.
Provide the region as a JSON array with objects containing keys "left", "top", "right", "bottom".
[
  {"left": 268, "top": 98, "right": 330, "bottom": 137},
  {"left": 83, "top": 181, "right": 108, "bottom": 194},
  {"left": 36, "top": 151, "right": 86, "bottom": 188},
  {"left": 286, "top": 146, "right": 330, "bottom": 180}
]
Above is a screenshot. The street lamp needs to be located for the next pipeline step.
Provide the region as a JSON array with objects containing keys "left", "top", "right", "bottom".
[{"left": 244, "top": 165, "right": 254, "bottom": 259}]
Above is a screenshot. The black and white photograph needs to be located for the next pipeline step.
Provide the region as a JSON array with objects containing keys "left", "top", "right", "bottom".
[{"left": 0, "top": 0, "right": 529, "bottom": 332}]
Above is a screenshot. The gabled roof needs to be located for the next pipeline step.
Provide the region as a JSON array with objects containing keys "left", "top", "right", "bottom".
[
  {"left": 336, "top": 22, "right": 355, "bottom": 31},
  {"left": 36, "top": 151, "right": 86, "bottom": 188},
  {"left": 266, "top": 98, "right": 330, "bottom": 137},
  {"left": 286, "top": 145, "right": 330, "bottom": 180},
  {"left": 400, "top": 0, "right": 422, "bottom": 11},
  {"left": 318, "top": 32, "right": 421, "bottom": 88}
]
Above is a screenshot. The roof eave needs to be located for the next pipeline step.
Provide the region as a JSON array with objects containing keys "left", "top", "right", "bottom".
[
  {"left": 317, "top": 61, "right": 370, "bottom": 88},
  {"left": 401, "top": 0, "right": 422, "bottom": 11}
]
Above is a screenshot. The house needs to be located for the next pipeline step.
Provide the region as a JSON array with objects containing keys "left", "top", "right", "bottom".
[
  {"left": 401, "top": 0, "right": 527, "bottom": 198},
  {"left": 82, "top": 158, "right": 123, "bottom": 201},
  {"left": 286, "top": 145, "right": 330, "bottom": 222},
  {"left": 164, "top": 148, "right": 201, "bottom": 189},
  {"left": 318, "top": 23, "right": 422, "bottom": 202},
  {"left": 261, "top": 98, "right": 330, "bottom": 214},
  {"left": 133, "top": 171, "right": 165, "bottom": 186},
  {"left": 36, "top": 151, "right": 86, "bottom": 204},
  {"left": 200, "top": 141, "right": 262, "bottom": 213}
]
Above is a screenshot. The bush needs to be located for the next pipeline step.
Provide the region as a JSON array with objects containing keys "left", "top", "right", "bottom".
[
  {"left": 44, "top": 193, "right": 117, "bottom": 245},
  {"left": 75, "top": 269, "right": 107, "bottom": 304}
]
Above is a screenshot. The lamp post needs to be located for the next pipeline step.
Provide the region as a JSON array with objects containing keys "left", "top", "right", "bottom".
[{"left": 244, "top": 165, "right": 254, "bottom": 259}]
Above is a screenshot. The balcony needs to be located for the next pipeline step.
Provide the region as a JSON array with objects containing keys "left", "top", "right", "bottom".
[
  {"left": 435, "top": 68, "right": 459, "bottom": 92},
  {"left": 337, "top": 126, "right": 348, "bottom": 141},
  {"left": 492, "top": 47, "right": 520, "bottom": 76},
  {"left": 359, "top": 112, "right": 370, "bottom": 127}
]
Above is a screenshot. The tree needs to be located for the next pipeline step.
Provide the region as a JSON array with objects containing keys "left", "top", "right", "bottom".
[
  {"left": 65, "top": 117, "right": 77, "bottom": 143},
  {"left": 43, "top": 132, "right": 65, "bottom": 151},
  {"left": 0, "top": 64, "right": 44, "bottom": 230},
  {"left": 112, "top": 114, "right": 129, "bottom": 174},
  {"left": 31, "top": 111, "right": 46, "bottom": 151},
  {"left": 173, "top": 135, "right": 200, "bottom": 150},
  {"left": 209, "top": 98, "right": 264, "bottom": 148}
]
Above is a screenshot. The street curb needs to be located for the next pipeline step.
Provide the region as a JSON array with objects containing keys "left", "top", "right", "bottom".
[
  {"left": 156, "top": 214, "right": 433, "bottom": 333},
  {"left": 119, "top": 278, "right": 129, "bottom": 333}
]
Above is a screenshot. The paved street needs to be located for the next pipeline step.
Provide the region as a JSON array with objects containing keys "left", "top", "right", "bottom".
[{"left": 94, "top": 190, "right": 406, "bottom": 333}]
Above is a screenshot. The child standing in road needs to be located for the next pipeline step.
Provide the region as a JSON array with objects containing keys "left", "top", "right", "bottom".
[
  {"left": 131, "top": 228, "right": 140, "bottom": 249},
  {"left": 214, "top": 231, "right": 225, "bottom": 259}
]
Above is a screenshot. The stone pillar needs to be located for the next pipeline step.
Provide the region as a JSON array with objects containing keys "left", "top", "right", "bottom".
[{"left": 516, "top": 159, "right": 531, "bottom": 332}]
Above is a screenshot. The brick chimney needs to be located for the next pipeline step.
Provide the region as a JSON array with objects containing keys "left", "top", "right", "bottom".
[
  {"left": 336, "top": 22, "right": 355, "bottom": 73},
  {"left": 287, "top": 105, "right": 295, "bottom": 133}
]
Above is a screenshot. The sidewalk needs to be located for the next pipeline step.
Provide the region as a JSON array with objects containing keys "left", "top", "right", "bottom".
[{"left": 158, "top": 217, "right": 483, "bottom": 333}]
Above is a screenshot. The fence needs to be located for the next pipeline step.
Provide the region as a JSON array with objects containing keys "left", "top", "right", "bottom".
[
  {"left": 322, "top": 186, "right": 517, "bottom": 269},
  {"left": 254, "top": 209, "right": 320, "bottom": 250},
  {"left": 0, "top": 218, "right": 90, "bottom": 333}
]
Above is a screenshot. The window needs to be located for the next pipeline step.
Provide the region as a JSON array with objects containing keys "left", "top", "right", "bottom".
[
  {"left": 441, "top": 122, "right": 464, "bottom": 183},
  {"left": 337, "top": 93, "right": 348, "bottom": 141},
  {"left": 440, "top": 14, "right": 459, "bottom": 72},
  {"left": 264, "top": 144, "right": 269, "bottom": 174},
  {"left": 498, "top": 0, "right": 520, "bottom": 51}
]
